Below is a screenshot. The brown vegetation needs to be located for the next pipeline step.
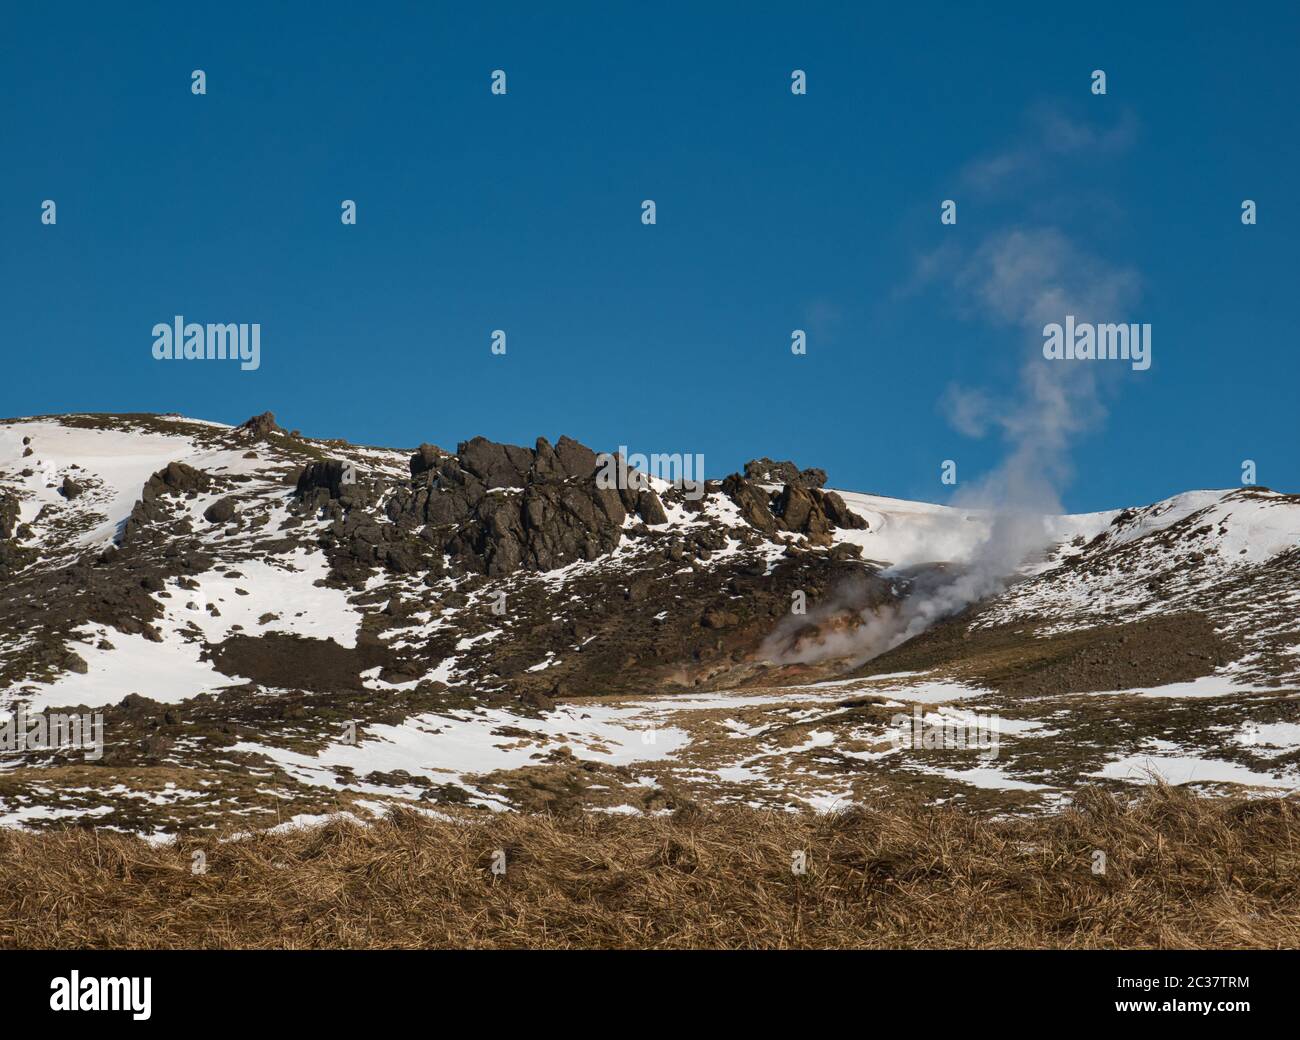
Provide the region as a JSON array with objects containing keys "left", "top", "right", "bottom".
[{"left": 2, "top": 785, "right": 1297, "bottom": 949}]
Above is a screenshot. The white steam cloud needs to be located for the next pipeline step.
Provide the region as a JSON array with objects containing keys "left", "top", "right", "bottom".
[{"left": 766, "top": 111, "right": 1142, "bottom": 667}]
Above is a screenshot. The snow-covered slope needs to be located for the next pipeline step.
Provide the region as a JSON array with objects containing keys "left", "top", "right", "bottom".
[
  {"left": 1, "top": 413, "right": 1297, "bottom": 836},
  {"left": 974, "top": 486, "right": 1300, "bottom": 687},
  {"left": 830, "top": 489, "right": 1116, "bottom": 570}
]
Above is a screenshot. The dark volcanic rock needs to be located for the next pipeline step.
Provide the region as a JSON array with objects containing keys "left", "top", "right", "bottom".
[
  {"left": 0, "top": 491, "right": 30, "bottom": 576},
  {"left": 153, "top": 462, "right": 210, "bottom": 495},
  {"left": 553, "top": 436, "right": 599, "bottom": 480},
  {"left": 297, "top": 460, "right": 350, "bottom": 499},
  {"left": 532, "top": 437, "right": 567, "bottom": 481},
  {"left": 344, "top": 434, "right": 639, "bottom": 580},
  {"left": 0, "top": 492, "right": 18, "bottom": 541},
  {"left": 458, "top": 437, "right": 534, "bottom": 489},
  {"left": 775, "top": 484, "right": 816, "bottom": 532},
  {"left": 203, "top": 497, "right": 239, "bottom": 524},
  {"left": 523, "top": 482, "right": 623, "bottom": 571},
  {"left": 744, "top": 458, "right": 827, "bottom": 489},
  {"left": 722, "top": 475, "right": 776, "bottom": 533},
  {"left": 60, "top": 476, "right": 84, "bottom": 500},
  {"left": 120, "top": 462, "right": 212, "bottom": 544},
  {"left": 636, "top": 488, "right": 669, "bottom": 525},
  {"left": 410, "top": 443, "right": 442, "bottom": 478},
  {"left": 821, "top": 490, "right": 869, "bottom": 530},
  {"left": 238, "top": 412, "right": 282, "bottom": 440}
]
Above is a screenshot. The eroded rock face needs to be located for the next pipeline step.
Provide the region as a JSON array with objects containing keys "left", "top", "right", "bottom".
[
  {"left": 327, "top": 435, "right": 667, "bottom": 578},
  {"left": 724, "top": 475, "right": 867, "bottom": 542},
  {"left": 297, "top": 460, "right": 355, "bottom": 500},
  {"left": 636, "top": 488, "right": 668, "bottom": 525},
  {"left": 120, "top": 462, "right": 212, "bottom": 544},
  {"left": 291, "top": 434, "right": 864, "bottom": 589},
  {"left": 458, "top": 437, "right": 535, "bottom": 489},
  {"left": 550, "top": 436, "right": 600, "bottom": 480},
  {"left": 0, "top": 492, "right": 18, "bottom": 542},
  {"left": 722, "top": 474, "right": 777, "bottom": 533},
  {"left": 237, "top": 411, "right": 283, "bottom": 440},
  {"left": 821, "top": 490, "right": 868, "bottom": 529},
  {"left": 0, "top": 491, "right": 29, "bottom": 577},
  {"left": 324, "top": 435, "right": 869, "bottom": 582},
  {"left": 410, "top": 443, "right": 443, "bottom": 478},
  {"left": 744, "top": 458, "right": 827, "bottom": 489}
]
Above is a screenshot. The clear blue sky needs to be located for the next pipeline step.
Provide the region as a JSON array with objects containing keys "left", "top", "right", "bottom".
[{"left": 2, "top": 1, "right": 1296, "bottom": 512}]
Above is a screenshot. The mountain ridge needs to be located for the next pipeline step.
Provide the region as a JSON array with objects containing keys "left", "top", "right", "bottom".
[{"left": 2, "top": 412, "right": 1297, "bottom": 837}]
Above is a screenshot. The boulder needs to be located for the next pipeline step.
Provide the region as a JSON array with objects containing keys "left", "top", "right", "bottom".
[
  {"left": 151, "top": 462, "right": 210, "bottom": 496},
  {"left": 722, "top": 474, "right": 776, "bottom": 533},
  {"left": 775, "top": 484, "right": 815, "bottom": 531},
  {"left": 458, "top": 437, "right": 533, "bottom": 489},
  {"left": 203, "top": 497, "right": 239, "bottom": 524},
  {"left": 119, "top": 462, "right": 212, "bottom": 544},
  {"left": 819, "top": 489, "right": 869, "bottom": 530},
  {"left": 554, "top": 436, "right": 599, "bottom": 479},
  {"left": 636, "top": 488, "right": 668, "bottom": 525},
  {"left": 237, "top": 411, "right": 282, "bottom": 440},
  {"left": 744, "top": 457, "right": 827, "bottom": 489},
  {"left": 296, "top": 460, "right": 351, "bottom": 500},
  {"left": 410, "top": 443, "right": 442, "bottom": 478},
  {"left": 531, "top": 437, "right": 567, "bottom": 481},
  {"left": 1, "top": 492, "right": 20, "bottom": 540}
]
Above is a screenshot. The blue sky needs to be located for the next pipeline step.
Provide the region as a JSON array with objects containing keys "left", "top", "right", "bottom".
[{"left": 2, "top": 1, "right": 1296, "bottom": 512}]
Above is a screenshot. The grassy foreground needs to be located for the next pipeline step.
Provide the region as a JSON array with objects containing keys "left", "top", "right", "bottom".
[{"left": 2, "top": 786, "right": 1298, "bottom": 949}]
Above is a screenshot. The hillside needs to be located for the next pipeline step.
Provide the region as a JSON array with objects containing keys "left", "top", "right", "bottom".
[{"left": 1, "top": 412, "right": 1297, "bottom": 838}]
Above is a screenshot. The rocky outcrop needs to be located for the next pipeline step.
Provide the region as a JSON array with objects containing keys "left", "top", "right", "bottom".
[
  {"left": 297, "top": 460, "right": 360, "bottom": 501},
  {"left": 304, "top": 435, "right": 672, "bottom": 580},
  {"left": 285, "top": 433, "right": 865, "bottom": 586},
  {"left": 744, "top": 458, "right": 827, "bottom": 489},
  {"left": 458, "top": 437, "right": 535, "bottom": 489},
  {"left": 722, "top": 474, "right": 777, "bottom": 533},
  {"left": 313, "top": 436, "right": 869, "bottom": 582},
  {"left": 821, "top": 490, "right": 867, "bottom": 530},
  {"left": 0, "top": 492, "right": 18, "bottom": 542},
  {"left": 636, "top": 488, "right": 668, "bottom": 525},
  {"left": 119, "top": 462, "right": 212, "bottom": 544},
  {"left": 0, "top": 491, "right": 29, "bottom": 577},
  {"left": 548, "top": 436, "right": 600, "bottom": 480},
  {"left": 237, "top": 411, "right": 283, "bottom": 440},
  {"left": 774, "top": 484, "right": 831, "bottom": 543},
  {"left": 410, "top": 443, "right": 443, "bottom": 478},
  {"left": 409, "top": 442, "right": 644, "bottom": 576},
  {"left": 723, "top": 473, "right": 867, "bottom": 543},
  {"left": 154, "top": 462, "right": 210, "bottom": 495}
]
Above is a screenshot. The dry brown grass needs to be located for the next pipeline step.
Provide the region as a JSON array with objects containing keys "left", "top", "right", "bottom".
[{"left": 2, "top": 785, "right": 1298, "bottom": 949}]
